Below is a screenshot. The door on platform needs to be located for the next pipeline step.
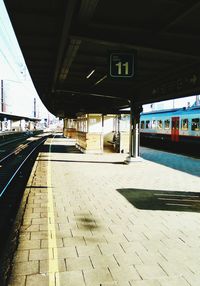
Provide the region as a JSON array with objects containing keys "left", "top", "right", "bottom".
[
  {"left": 171, "top": 117, "right": 179, "bottom": 142},
  {"left": 103, "top": 115, "right": 118, "bottom": 153}
]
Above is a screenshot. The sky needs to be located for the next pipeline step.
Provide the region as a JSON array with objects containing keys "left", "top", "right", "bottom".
[
  {"left": 142, "top": 95, "right": 197, "bottom": 112},
  {"left": 0, "top": 0, "right": 53, "bottom": 119},
  {"left": 0, "top": 0, "right": 198, "bottom": 118}
]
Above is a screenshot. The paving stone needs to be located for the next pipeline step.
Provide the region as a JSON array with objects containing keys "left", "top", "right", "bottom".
[
  {"left": 65, "top": 256, "right": 93, "bottom": 271},
  {"left": 29, "top": 248, "right": 52, "bottom": 261},
  {"left": 25, "top": 212, "right": 41, "bottom": 219},
  {"left": 8, "top": 275, "right": 26, "bottom": 286},
  {"left": 90, "top": 254, "right": 118, "bottom": 269},
  {"left": 102, "top": 233, "right": 128, "bottom": 243},
  {"left": 53, "top": 229, "right": 72, "bottom": 238},
  {"left": 26, "top": 273, "right": 55, "bottom": 286},
  {"left": 39, "top": 223, "right": 59, "bottom": 231},
  {"left": 31, "top": 231, "right": 48, "bottom": 240},
  {"left": 158, "top": 261, "right": 192, "bottom": 277},
  {"left": 40, "top": 259, "right": 66, "bottom": 273},
  {"left": 55, "top": 246, "right": 77, "bottom": 259},
  {"left": 135, "top": 263, "right": 168, "bottom": 280},
  {"left": 41, "top": 238, "right": 63, "bottom": 248},
  {"left": 21, "top": 219, "right": 32, "bottom": 225},
  {"left": 158, "top": 276, "right": 190, "bottom": 286},
  {"left": 33, "top": 207, "right": 48, "bottom": 213},
  {"left": 129, "top": 279, "right": 161, "bottom": 286},
  {"left": 18, "top": 232, "right": 31, "bottom": 241},
  {"left": 8, "top": 139, "right": 200, "bottom": 285},
  {"left": 63, "top": 236, "right": 86, "bottom": 247},
  {"left": 11, "top": 261, "right": 39, "bottom": 276},
  {"left": 17, "top": 239, "right": 40, "bottom": 250},
  {"left": 98, "top": 282, "right": 119, "bottom": 286},
  {"left": 76, "top": 245, "right": 102, "bottom": 257},
  {"left": 71, "top": 229, "right": 94, "bottom": 238},
  {"left": 31, "top": 218, "right": 48, "bottom": 225},
  {"left": 83, "top": 267, "right": 114, "bottom": 286},
  {"left": 56, "top": 271, "right": 85, "bottom": 286},
  {"left": 98, "top": 242, "right": 125, "bottom": 256},
  {"left": 113, "top": 252, "right": 143, "bottom": 266},
  {"left": 13, "top": 250, "right": 29, "bottom": 263},
  {"left": 120, "top": 241, "right": 147, "bottom": 254},
  {"left": 58, "top": 222, "right": 78, "bottom": 231},
  {"left": 21, "top": 224, "right": 40, "bottom": 232},
  {"left": 135, "top": 250, "right": 167, "bottom": 265},
  {"left": 84, "top": 235, "right": 108, "bottom": 245},
  {"left": 109, "top": 265, "right": 141, "bottom": 283}
]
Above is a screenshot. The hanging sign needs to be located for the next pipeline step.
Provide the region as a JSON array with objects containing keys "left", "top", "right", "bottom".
[{"left": 109, "top": 53, "right": 134, "bottom": 78}]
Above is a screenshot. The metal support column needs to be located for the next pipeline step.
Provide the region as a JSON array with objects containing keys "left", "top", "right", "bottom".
[
  {"left": 34, "top": 98, "right": 36, "bottom": 117},
  {"left": 1, "top": 80, "right": 4, "bottom": 112},
  {"left": 125, "top": 102, "right": 143, "bottom": 163},
  {"left": 101, "top": 114, "right": 104, "bottom": 153}
]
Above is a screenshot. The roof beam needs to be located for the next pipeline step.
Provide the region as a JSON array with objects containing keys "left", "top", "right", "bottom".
[
  {"left": 51, "top": 0, "right": 78, "bottom": 91},
  {"left": 59, "top": 39, "right": 81, "bottom": 81},
  {"left": 57, "top": 0, "right": 100, "bottom": 83},
  {"left": 70, "top": 24, "right": 200, "bottom": 60},
  {"left": 161, "top": 1, "right": 200, "bottom": 32},
  {"left": 78, "top": 0, "right": 99, "bottom": 22},
  {"left": 56, "top": 89, "right": 128, "bottom": 100}
]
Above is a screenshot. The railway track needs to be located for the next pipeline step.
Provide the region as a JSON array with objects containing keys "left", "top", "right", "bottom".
[{"left": 0, "top": 133, "right": 51, "bottom": 285}]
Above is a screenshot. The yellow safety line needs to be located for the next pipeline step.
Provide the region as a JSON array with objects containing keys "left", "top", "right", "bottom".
[{"left": 47, "top": 138, "right": 60, "bottom": 286}]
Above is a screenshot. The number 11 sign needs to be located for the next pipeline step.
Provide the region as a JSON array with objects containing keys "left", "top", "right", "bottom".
[{"left": 109, "top": 53, "right": 134, "bottom": 78}]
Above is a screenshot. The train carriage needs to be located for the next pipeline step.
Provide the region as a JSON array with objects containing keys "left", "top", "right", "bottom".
[{"left": 140, "top": 106, "right": 200, "bottom": 147}]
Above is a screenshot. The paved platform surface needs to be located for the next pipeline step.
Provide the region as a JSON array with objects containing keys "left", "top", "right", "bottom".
[{"left": 8, "top": 137, "right": 200, "bottom": 286}]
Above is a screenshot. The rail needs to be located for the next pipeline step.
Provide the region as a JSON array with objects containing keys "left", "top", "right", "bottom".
[
  {"left": 0, "top": 137, "right": 47, "bottom": 198},
  {"left": 0, "top": 134, "right": 50, "bottom": 285}
]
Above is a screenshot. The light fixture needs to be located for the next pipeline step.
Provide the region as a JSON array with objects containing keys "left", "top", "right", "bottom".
[
  {"left": 94, "top": 75, "right": 107, "bottom": 85},
  {"left": 86, "top": 69, "right": 95, "bottom": 79}
]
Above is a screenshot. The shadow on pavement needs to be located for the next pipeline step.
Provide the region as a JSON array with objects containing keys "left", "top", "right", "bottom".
[
  {"left": 40, "top": 144, "right": 82, "bottom": 154},
  {"left": 37, "top": 158, "right": 124, "bottom": 164},
  {"left": 117, "top": 188, "right": 200, "bottom": 213}
]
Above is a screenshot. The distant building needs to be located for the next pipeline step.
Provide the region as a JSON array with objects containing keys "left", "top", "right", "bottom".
[{"left": 143, "top": 95, "right": 197, "bottom": 112}]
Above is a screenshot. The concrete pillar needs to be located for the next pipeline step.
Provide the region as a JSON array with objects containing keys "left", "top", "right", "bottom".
[
  {"left": 101, "top": 114, "right": 104, "bottom": 152},
  {"left": 125, "top": 102, "right": 143, "bottom": 163}
]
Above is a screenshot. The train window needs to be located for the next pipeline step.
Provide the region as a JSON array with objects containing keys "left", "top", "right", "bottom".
[
  {"left": 146, "top": 120, "right": 150, "bottom": 129},
  {"left": 164, "top": 119, "right": 170, "bottom": 129},
  {"left": 181, "top": 118, "right": 188, "bottom": 130},
  {"left": 157, "top": 120, "right": 163, "bottom": 129},
  {"left": 152, "top": 120, "right": 156, "bottom": 129},
  {"left": 191, "top": 118, "right": 200, "bottom": 131},
  {"left": 140, "top": 121, "right": 145, "bottom": 129}
]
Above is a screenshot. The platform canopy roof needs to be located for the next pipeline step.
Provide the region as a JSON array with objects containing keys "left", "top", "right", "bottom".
[{"left": 5, "top": 0, "right": 200, "bottom": 117}]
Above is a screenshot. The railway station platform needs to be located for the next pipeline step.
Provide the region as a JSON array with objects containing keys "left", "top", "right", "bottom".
[{"left": 8, "top": 136, "right": 200, "bottom": 286}]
